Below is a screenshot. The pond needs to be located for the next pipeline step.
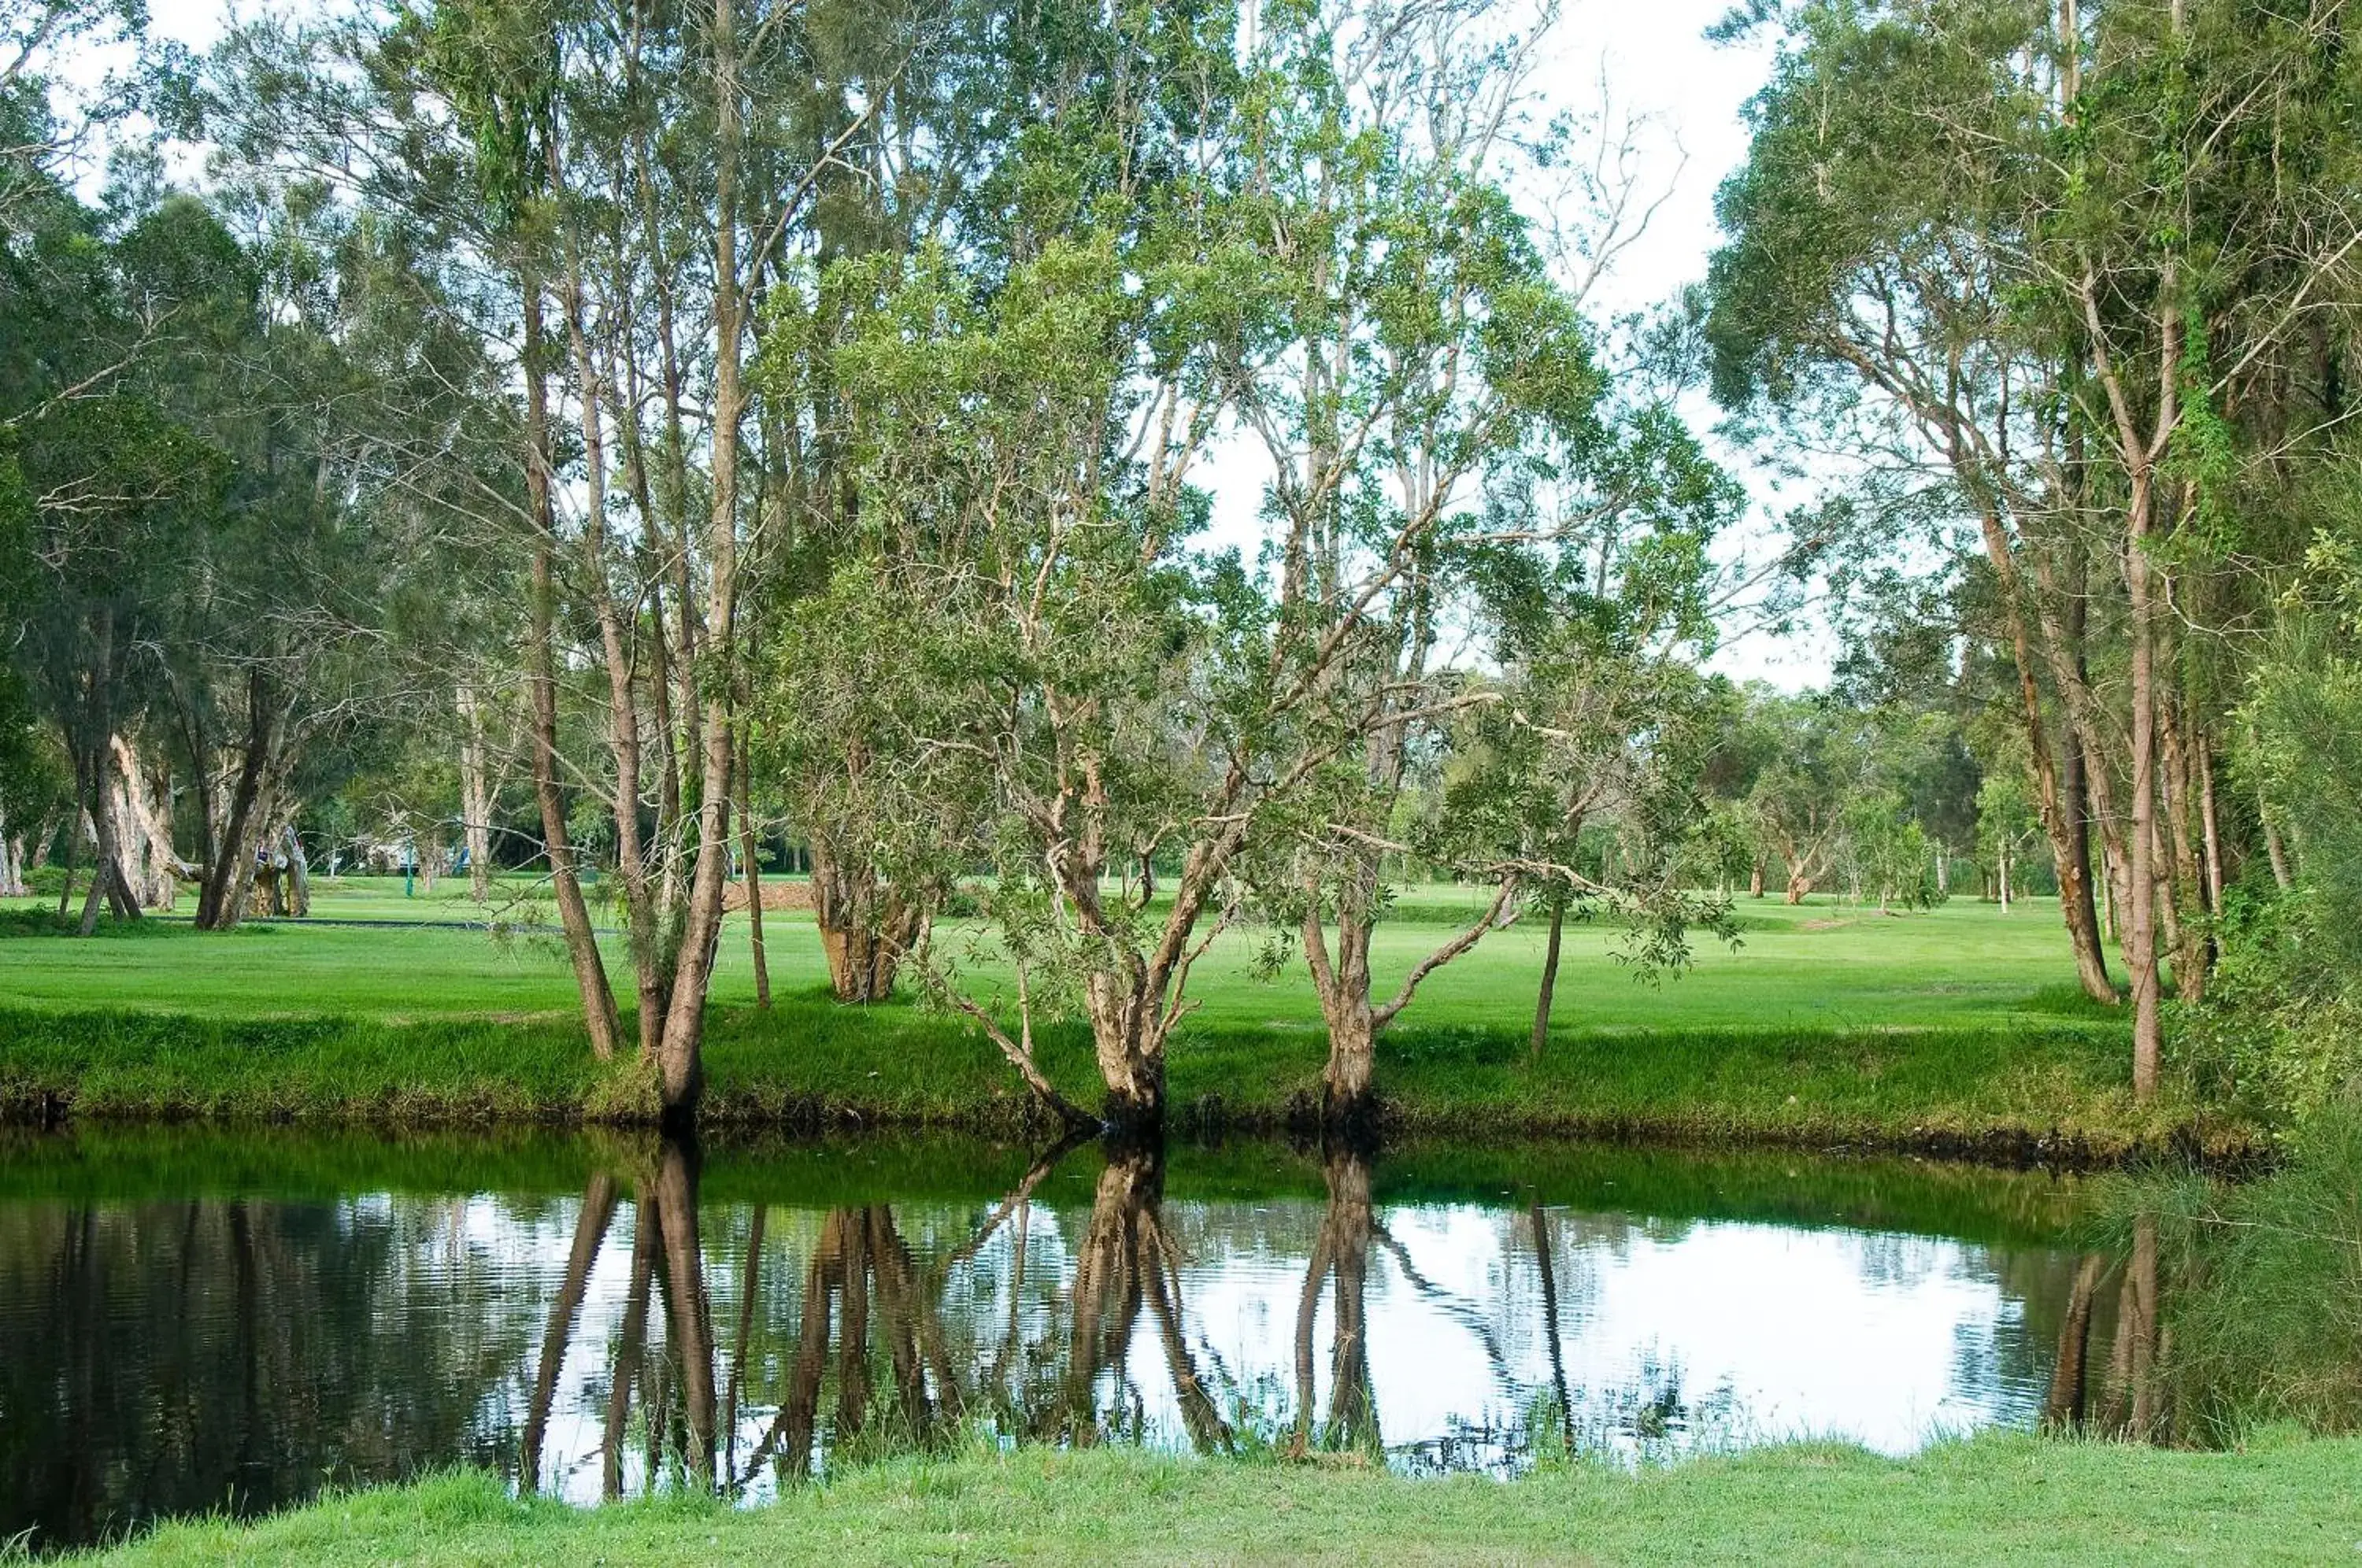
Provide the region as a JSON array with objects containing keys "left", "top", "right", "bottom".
[{"left": 0, "top": 1127, "right": 2144, "bottom": 1552}]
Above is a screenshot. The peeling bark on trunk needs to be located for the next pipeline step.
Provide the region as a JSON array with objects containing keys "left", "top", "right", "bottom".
[
  {"left": 1083, "top": 974, "right": 1169, "bottom": 1130},
  {"left": 109, "top": 735, "right": 180, "bottom": 912},
  {"left": 280, "top": 823, "right": 310, "bottom": 917},
  {"left": 1304, "top": 874, "right": 1515, "bottom": 1131}
]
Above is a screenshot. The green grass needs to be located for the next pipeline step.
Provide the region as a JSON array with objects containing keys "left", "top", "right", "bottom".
[
  {"left": 0, "top": 882, "right": 2111, "bottom": 1033},
  {"left": 0, "top": 887, "right": 2214, "bottom": 1156},
  {"left": 77, "top": 1433, "right": 2362, "bottom": 1566}
]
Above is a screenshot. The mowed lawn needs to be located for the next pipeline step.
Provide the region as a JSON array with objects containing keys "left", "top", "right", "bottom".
[
  {"left": 85, "top": 1436, "right": 2362, "bottom": 1568},
  {"left": 0, "top": 878, "right": 2108, "bottom": 1038}
]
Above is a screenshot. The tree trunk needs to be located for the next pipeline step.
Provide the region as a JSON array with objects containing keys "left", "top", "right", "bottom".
[
  {"left": 809, "top": 838, "right": 920, "bottom": 1004},
  {"left": 646, "top": 0, "right": 753, "bottom": 1127},
  {"left": 2125, "top": 508, "right": 2164, "bottom": 1102},
  {"left": 1786, "top": 872, "right": 1813, "bottom": 904},
  {"left": 1304, "top": 902, "right": 1379, "bottom": 1133},
  {"left": 1981, "top": 501, "right": 2113, "bottom": 1000},
  {"left": 2197, "top": 740, "right": 2225, "bottom": 917},
  {"left": 281, "top": 823, "right": 310, "bottom": 917},
  {"left": 1083, "top": 972, "right": 1167, "bottom": 1130},
  {"left": 2264, "top": 819, "right": 2294, "bottom": 890},
  {"left": 553, "top": 206, "right": 670, "bottom": 1064},
  {"left": 458, "top": 684, "right": 494, "bottom": 904},
  {"left": 1998, "top": 838, "right": 2012, "bottom": 911},
  {"left": 1530, "top": 895, "right": 1566, "bottom": 1060},
  {"left": 736, "top": 728, "right": 770, "bottom": 1009},
  {"left": 198, "top": 671, "right": 277, "bottom": 931},
  {"left": 2059, "top": 727, "right": 2115, "bottom": 1000},
  {"left": 110, "top": 735, "right": 179, "bottom": 912},
  {"left": 523, "top": 275, "right": 623, "bottom": 1063}
]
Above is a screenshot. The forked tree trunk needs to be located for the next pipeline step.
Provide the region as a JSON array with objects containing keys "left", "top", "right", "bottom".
[
  {"left": 1305, "top": 902, "right": 1379, "bottom": 1131},
  {"left": 1979, "top": 500, "right": 2115, "bottom": 1002},
  {"left": 809, "top": 838, "right": 921, "bottom": 1004},
  {"left": 1293, "top": 1146, "right": 1377, "bottom": 1454},
  {"left": 522, "top": 276, "right": 622, "bottom": 1063},
  {"left": 1786, "top": 872, "right": 1813, "bottom": 904},
  {"left": 1083, "top": 973, "right": 1168, "bottom": 1130}
]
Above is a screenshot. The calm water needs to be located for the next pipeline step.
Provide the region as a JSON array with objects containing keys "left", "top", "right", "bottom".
[{"left": 0, "top": 1128, "right": 2129, "bottom": 1551}]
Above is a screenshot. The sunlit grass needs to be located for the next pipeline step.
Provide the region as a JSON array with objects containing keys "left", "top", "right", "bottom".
[{"left": 0, "top": 882, "right": 2115, "bottom": 1036}]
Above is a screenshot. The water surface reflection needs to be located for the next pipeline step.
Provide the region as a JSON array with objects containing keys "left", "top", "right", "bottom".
[{"left": 0, "top": 1129, "right": 2116, "bottom": 1550}]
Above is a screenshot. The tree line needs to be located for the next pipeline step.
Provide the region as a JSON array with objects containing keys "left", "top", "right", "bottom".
[{"left": 6, "top": 0, "right": 2360, "bottom": 1133}]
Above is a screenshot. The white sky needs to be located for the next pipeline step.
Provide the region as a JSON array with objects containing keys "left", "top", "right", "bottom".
[{"left": 116, "top": 0, "right": 1834, "bottom": 688}]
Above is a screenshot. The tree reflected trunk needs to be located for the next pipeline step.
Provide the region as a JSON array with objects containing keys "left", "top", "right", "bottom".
[
  {"left": 524, "top": 1172, "right": 618, "bottom": 1493},
  {"left": 2042, "top": 1253, "right": 2104, "bottom": 1430},
  {"left": 602, "top": 1200, "right": 660, "bottom": 1501},
  {"left": 1531, "top": 1204, "right": 1575, "bottom": 1455},
  {"left": 651, "top": 1138, "right": 716, "bottom": 1485},
  {"left": 739, "top": 1204, "right": 964, "bottom": 1488},
  {"left": 1293, "top": 1145, "right": 1379, "bottom": 1455},
  {"left": 1053, "top": 1144, "right": 1227, "bottom": 1453}
]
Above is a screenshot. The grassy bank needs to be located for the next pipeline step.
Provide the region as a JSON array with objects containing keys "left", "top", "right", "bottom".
[
  {"left": 80, "top": 1434, "right": 2362, "bottom": 1566},
  {"left": 0, "top": 997, "right": 2211, "bottom": 1157},
  {"left": 0, "top": 889, "right": 2224, "bottom": 1157}
]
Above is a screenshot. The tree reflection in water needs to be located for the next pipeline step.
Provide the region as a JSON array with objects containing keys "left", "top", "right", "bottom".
[
  {"left": 3, "top": 1126, "right": 2189, "bottom": 1551},
  {"left": 1293, "top": 1145, "right": 1379, "bottom": 1456},
  {"left": 2042, "top": 1214, "right": 2168, "bottom": 1442}
]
